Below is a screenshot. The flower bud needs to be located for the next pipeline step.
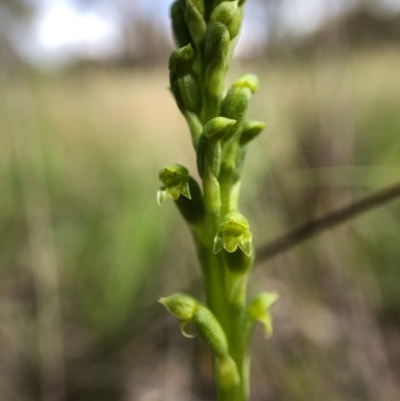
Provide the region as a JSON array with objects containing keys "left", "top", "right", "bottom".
[
  {"left": 228, "top": 6, "right": 243, "bottom": 39},
  {"left": 171, "top": 1, "right": 192, "bottom": 47},
  {"left": 170, "top": 72, "right": 201, "bottom": 114},
  {"left": 211, "top": 2, "right": 237, "bottom": 26},
  {"left": 247, "top": 292, "right": 278, "bottom": 338},
  {"left": 240, "top": 120, "right": 265, "bottom": 146},
  {"left": 197, "top": 118, "right": 234, "bottom": 178},
  {"left": 232, "top": 73, "right": 259, "bottom": 93},
  {"left": 203, "top": 117, "right": 236, "bottom": 142},
  {"left": 214, "top": 212, "right": 253, "bottom": 256},
  {"left": 215, "top": 354, "right": 240, "bottom": 391},
  {"left": 221, "top": 86, "right": 252, "bottom": 125},
  {"left": 204, "top": 22, "right": 231, "bottom": 117},
  {"left": 205, "top": 22, "right": 230, "bottom": 66},
  {"left": 186, "top": 0, "right": 207, "bottom": 45},
  {"left": 169, "top": 44, "right": 195, "bottom": 77},
  {"left": 159, "top": 293, "right": 199, "bottom": 320},
  {"left": 157, "top": 164, "right": 191, "bottom": 205}
]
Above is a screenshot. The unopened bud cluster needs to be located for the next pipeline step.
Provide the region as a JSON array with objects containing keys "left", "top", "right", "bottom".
[{"left": 158, "top": 0, "right": 265, "bottom": 256}]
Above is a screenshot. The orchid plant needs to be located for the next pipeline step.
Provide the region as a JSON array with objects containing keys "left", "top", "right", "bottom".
[{"left": 158, "top": 1, "right": 277, "bottom": 400}]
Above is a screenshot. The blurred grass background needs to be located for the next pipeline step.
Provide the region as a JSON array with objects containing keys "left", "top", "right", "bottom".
[{"left": 1, "top": 1, "right": 400, "bottom": 400}]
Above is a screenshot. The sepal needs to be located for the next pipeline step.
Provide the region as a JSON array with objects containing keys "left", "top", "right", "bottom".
[
  {"left": 213, "top": 212, "right": 253, "bottom": 256},
  {"left": 247, "top": 292, "right": 279, "bottom": 338},
  {"left": 157, "top": 189, "right": 169, "bottom": 206}
]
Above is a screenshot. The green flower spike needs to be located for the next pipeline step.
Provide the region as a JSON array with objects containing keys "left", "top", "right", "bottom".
[
  {"left": 247, "top": 292, "right": 279, "bottom": 338},
  {"left": 160, "top": 0, "right": 272, "bottom": 398},
  {"left": 157, "top": 164, "right": 191, "bottom": 205},
  {"left": 214, "top": 212, "right": 253, "bottom": 256}
]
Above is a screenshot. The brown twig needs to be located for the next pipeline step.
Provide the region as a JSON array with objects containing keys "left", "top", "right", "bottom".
[{"left": 255, "top": 182, "right": 400, "bottom": 264}]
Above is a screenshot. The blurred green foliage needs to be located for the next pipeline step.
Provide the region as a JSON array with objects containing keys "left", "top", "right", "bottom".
[{"left": 0, "top": 71, "right": 170, "bottom": 342}]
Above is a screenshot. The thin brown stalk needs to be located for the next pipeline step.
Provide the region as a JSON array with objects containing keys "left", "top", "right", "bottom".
[{"left": 256, "top": 182, "right": 400, "bottom": 263}]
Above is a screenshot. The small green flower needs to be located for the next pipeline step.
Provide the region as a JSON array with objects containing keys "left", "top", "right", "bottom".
[
  {"left": 247, "top": 292, "right": 279, "bottom": 338},
  {"left": 157, "top": 164, "right": 191, "bottom": 205},
  {"left": 214, "top": 212, "right": 253, "bottom": 256}
]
